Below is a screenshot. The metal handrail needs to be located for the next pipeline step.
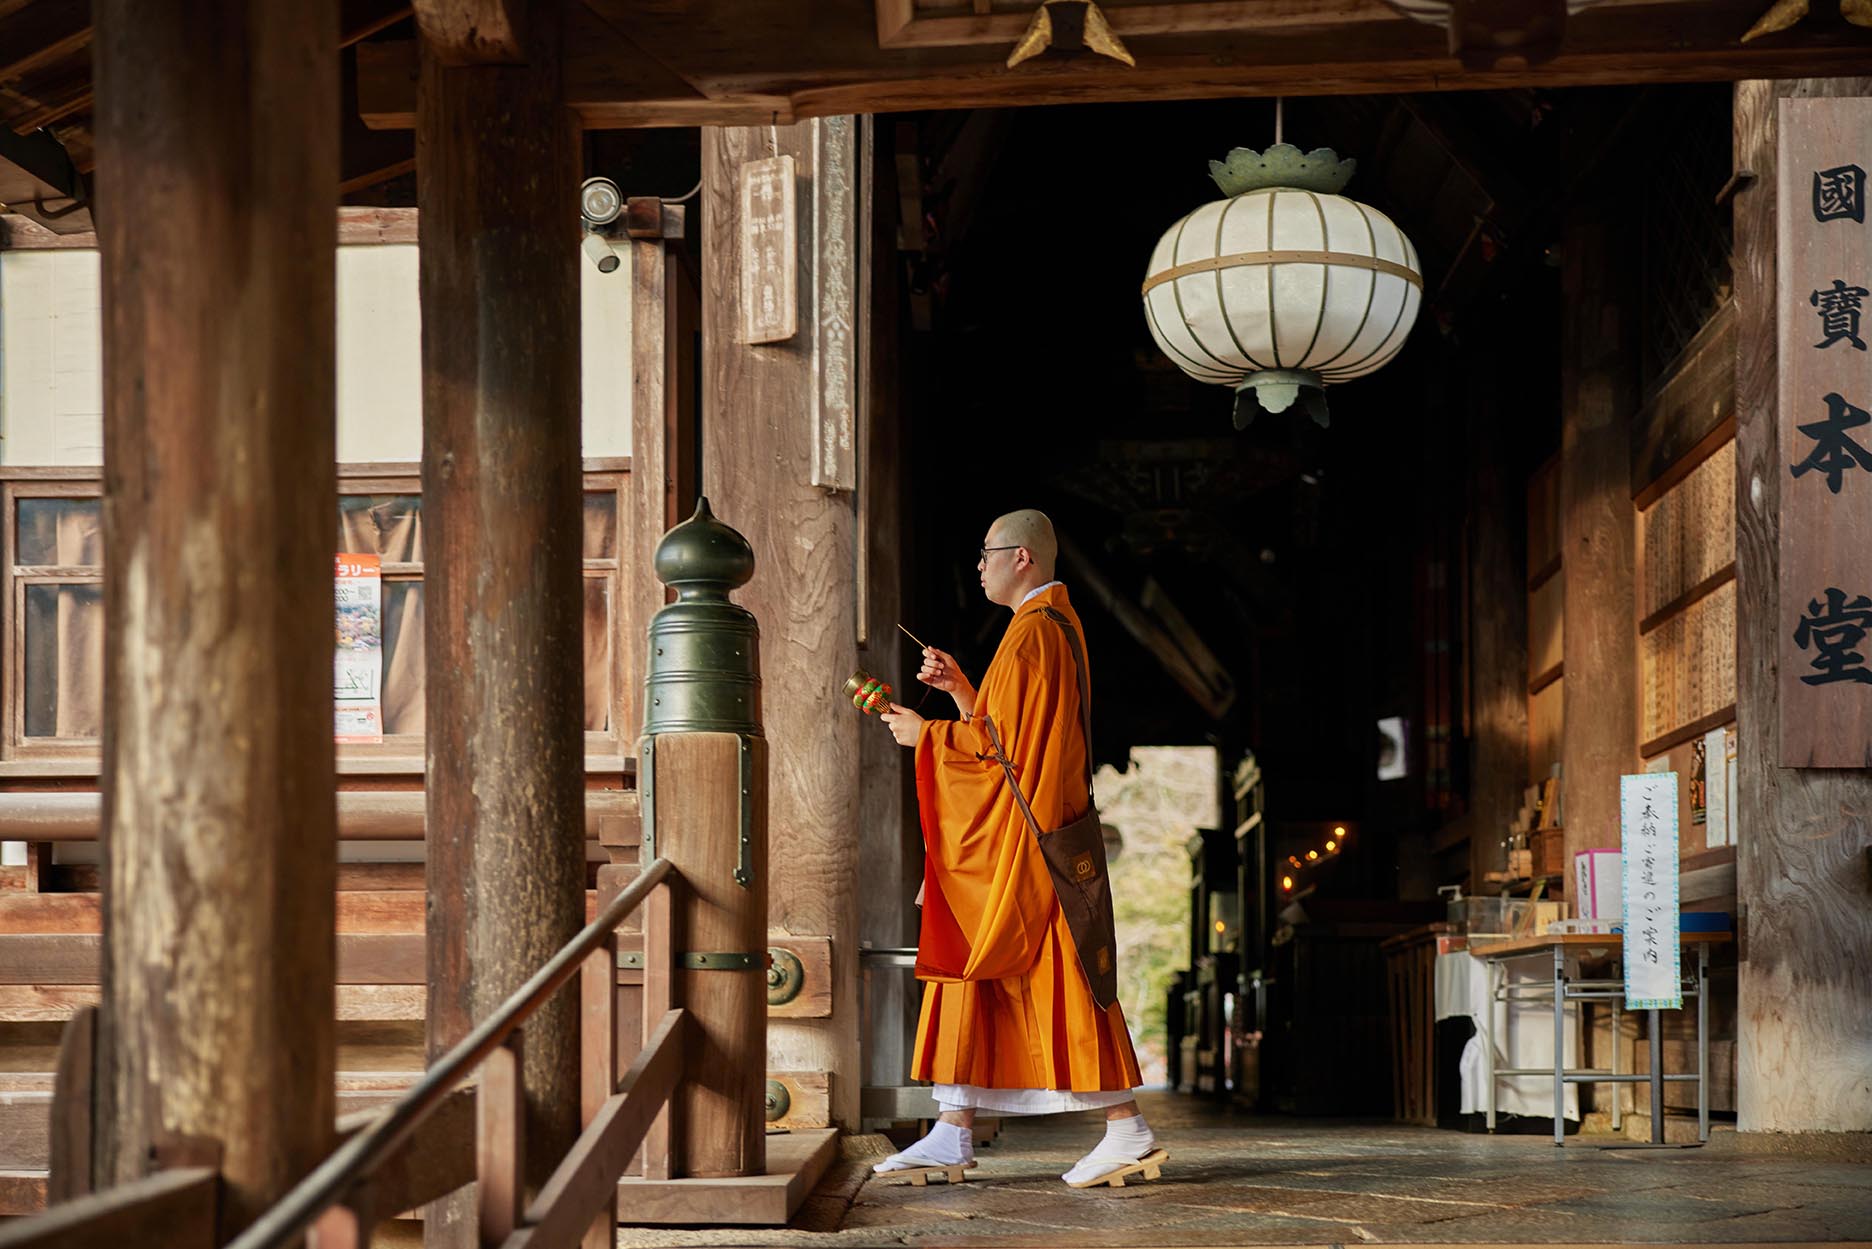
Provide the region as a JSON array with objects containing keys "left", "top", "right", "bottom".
[{"left": 226, "top": 854, "right": 676, "bottom": 1249}]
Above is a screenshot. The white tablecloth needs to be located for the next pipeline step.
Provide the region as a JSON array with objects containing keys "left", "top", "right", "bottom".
[{"left": 1434, "top": 951, "right": 1579, "bottom": 1121}]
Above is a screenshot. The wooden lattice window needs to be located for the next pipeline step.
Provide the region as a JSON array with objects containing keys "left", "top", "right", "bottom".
[
  {"left": 0, "top": 465, "right": 627, "bottom": 771},
  {"left": 4, "top": 475, "right": 103, "bottom": 761}
]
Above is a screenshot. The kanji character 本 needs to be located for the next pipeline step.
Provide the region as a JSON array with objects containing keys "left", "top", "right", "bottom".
[
  {"left": 1793, "top": 587, "right": 1872, "bottom": 686},
  {"left": 1814, "top": 164, "right": 1867, "bottom": 224},
  {"left": 1813, "top": 279, "right": 1869, "bottom": 350},
  {"left": 1790, "top": 393, "right": 1872, "bottom": 494}
]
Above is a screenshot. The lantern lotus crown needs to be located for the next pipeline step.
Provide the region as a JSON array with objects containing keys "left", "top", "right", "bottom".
[{"left": 1208, "top": 143, "right": 1357, "bottom": 198}]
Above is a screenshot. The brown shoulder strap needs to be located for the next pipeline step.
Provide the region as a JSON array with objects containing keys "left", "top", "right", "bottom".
[
  {"left": 1036, "top": 606, "right": 1095, "bottom": 792},
  {"left": 981, "top": 715, "right": 1048, "bottom": 841},
  {"left": 981, "top": 606, "right": 1095, "bottom": 810}
]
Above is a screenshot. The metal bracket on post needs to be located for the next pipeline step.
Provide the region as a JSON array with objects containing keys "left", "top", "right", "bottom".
[
  {"left": 619, "top": 950, "right": 766, "bottom": 971},
  {"left": 735, "top": 734, "right": 754, "bottom": 888},
  {"left": 640, "top": 735, "right": 656, "bottom": 864},
  {"left": 681, "top": 952, "right": 765, "bottom": 971}
]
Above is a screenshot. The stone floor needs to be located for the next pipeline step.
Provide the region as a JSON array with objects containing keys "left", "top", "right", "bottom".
[{"left": 615, "top": 1091, "right": 1872, "bottom": 1249}]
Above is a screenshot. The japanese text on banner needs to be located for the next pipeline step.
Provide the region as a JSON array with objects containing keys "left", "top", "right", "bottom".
[{"left": 1620, "top": 772, "right": 1682, "bottom": 1009}]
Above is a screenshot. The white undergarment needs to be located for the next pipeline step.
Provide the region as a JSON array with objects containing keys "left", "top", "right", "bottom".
[{"left": 933, "top": 1083, "right": 1136, "bottom": 1115}]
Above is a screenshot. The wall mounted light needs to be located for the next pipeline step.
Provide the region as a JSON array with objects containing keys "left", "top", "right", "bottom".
[{"left": 580, "top": 176, "right": 623, "bottom": 274}]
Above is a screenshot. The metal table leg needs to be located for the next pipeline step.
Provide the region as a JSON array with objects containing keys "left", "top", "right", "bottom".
[
  {"left": 1553, "top": 943, "right": 1566, "bottom": 1147},
  {"left": 1648, "top": 1007, "right": 1664, "bottom": 1144},
  {"left": 1611, "top": 996, "right": 1623, "bottom": 1132},
  {"left": 1484, "top": 956, "right": 1498, "bottom": 1131},
  {"left": 1698, "top": 943, "right": 1710, "bottom": 1143}
]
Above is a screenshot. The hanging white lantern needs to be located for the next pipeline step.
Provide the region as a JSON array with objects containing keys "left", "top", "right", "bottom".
[{"left": 1142, "top": 143, "right": 1422, "bottom": 429}]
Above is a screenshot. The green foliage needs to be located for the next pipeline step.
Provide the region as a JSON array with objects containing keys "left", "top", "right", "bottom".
[{"left": 1099, "top": 746, "right": 1218, "bottom": 1085}]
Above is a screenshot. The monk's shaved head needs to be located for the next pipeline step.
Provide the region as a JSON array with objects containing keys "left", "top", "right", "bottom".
[{"left": 988, "top": 509, "right": 1057, "bottom": 580}]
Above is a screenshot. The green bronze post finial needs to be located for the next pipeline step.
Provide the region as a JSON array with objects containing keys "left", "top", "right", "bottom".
[{"left": 641, "top": 497, "right": 763, "bottom": 738}]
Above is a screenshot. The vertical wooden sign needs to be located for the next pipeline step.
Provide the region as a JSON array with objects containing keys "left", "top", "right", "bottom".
[
  {"left": 1620, "top": 772, "right": 1682, "bottom": 1010},
  {"left": 739, "top": 154, "right": 797, "bottom": 344},
  {"left": 1777, "top": 97, "right": 1872, "bottom": 767},
  {"left": 811, "top": 115, "right": 859, "bottom": 493}
]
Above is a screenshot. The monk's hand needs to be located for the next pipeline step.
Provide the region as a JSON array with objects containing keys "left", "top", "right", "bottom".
[
  {"left": 917, "top": 647, "right": 978, "bottom": 719},
  {"left": 879, "top": 706, "right": 924, "bottom": 747}
]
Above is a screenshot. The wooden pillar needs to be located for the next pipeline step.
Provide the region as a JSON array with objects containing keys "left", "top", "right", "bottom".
[
  {"left": 416, "top": 0, "right": 585, "bottom": 1235},
  {"left": 1733, "top": 77, "right": 1872, "bottom": 1133},
  {"left": 855, "top": 118, "right": 920, "bottom": 1093},
  {"left": 1558, "top": 198, "right": 1640, "bottom": 899},
  {"left": 92, "top": 0, "right": 339, "bottom": 1232},
  {"left": 656, "top": 733, "right": 770, "bottom": 1175},
  {"left": 701, "top": 124, "right": 864, "bottom": 1127},
  {"left": 1464, "top": 328, "right": 1530, "bottom": 888},
  {"left": 619, "top": 213, "right": 698, "bottom": 746}
]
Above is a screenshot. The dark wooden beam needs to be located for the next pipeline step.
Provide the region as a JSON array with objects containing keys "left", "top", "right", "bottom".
[
  {"left": 359, "top": 0, "right": 1872, "bottom": 129},
  {"left": 413, "top": 0, "right": 526, "bottom": 63},
  {"left": 341, "top": 44, "right": 416, "bottom": 198},
  {"left": 2, "top": 59, "right": 91, "bottom": 136},
  {"left": 0, "top": 1, "right": 90, "bottom": 87},
  {"left": 1556, "top": 188, "right": 1640, "bottom": 911},
  {"left": 92, "top": 0, "right": 339, "bottom": 1234},
  {"left": 2, "top": 3, "right": 404, "bottom": 145},
  {"left": 1463, "top": 327, "right": 1530, "bottom": 889},
  {"left": 418, "top": 0, "right": 585, "bottom": 1237},
  {"left": 701, "top": 122, "right": 862, "bottom": 1127}
]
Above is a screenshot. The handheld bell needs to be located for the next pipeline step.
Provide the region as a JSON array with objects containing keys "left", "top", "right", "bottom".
[{"left": 843, "top": 669, "right": 894, "bottom": 716}]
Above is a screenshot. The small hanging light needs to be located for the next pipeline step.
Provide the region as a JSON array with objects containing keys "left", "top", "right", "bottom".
[{"left": 1142, "top": 103, "right": 1422, "bottom": 430}]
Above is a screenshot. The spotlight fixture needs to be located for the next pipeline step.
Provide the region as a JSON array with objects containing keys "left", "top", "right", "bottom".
[
  {"left": 580, "top": 176, "right": 623, "bottom": 227},
  {"left": 581, "top": 230, "right": 620, "bottom": 274}
]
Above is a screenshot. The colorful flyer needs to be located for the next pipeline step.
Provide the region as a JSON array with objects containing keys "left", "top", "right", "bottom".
[{"left": 334, "top": 554, "right": 384, "bottom": 743}]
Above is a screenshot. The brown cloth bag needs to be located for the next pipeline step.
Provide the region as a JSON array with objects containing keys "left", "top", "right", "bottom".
[{"left": 980, "top": 606, "right": 1120, "bottom": 1010}]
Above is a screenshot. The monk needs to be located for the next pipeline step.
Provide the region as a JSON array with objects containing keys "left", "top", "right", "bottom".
[{"left": 871, "top": 509, "right": 1166, "bottom": 1189}]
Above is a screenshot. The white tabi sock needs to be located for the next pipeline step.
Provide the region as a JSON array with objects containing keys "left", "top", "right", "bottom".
[
  {"left": 874, "top": 1120, "right": 974, "bottom": 1173},
  {"left": 1061, "top": 1112, "right": 1157, "bottom": 1186}
]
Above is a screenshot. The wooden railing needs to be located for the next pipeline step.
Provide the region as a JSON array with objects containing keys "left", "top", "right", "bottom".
[{"left": 0, "top": 855, "right": 681, "bottom": 1249}]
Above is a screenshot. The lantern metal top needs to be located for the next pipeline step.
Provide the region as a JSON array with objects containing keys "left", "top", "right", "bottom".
[
  {"left": 641, "top": 497, "right": 763, "bottom": 738},
  {"left": 1209, "top": 143, "right": 1357, "bottom": 198}
]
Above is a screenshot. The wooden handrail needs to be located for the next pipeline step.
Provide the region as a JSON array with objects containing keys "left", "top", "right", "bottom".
[
  {"left": 0, "top": 1167, "right": 217, "bottom": 1249},
  {"left": 223, "top": 855, "right": 675, "bottom": 1249},
  {"left": 501, "top": 1007, "right": 687, "bottom": 1249}
]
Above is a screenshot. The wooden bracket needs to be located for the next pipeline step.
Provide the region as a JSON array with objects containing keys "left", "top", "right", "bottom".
[
  {"left": 764, "top": 1071, "right": 830, "bottom": 1129},
  {"left": 412, "top": 0, "right": 527, "bottom": 65}
]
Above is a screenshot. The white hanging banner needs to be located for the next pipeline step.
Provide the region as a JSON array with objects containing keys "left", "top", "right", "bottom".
[{"left": 1620, "top": 772, "right": 1682, "bottom": 1009}]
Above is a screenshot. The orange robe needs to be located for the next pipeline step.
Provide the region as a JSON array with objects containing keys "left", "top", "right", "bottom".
[{"left": 911, "top": 584, "right": 1142, "bottom": 1092}]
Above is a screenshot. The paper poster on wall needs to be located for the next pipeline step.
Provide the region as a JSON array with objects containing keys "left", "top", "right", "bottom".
[
  {"left": 335, "top": 554, "right": 384, "bottom": 743},
  {"left": 1620, "top": 772, "right": 1682, "bottom": 1010},
  {"left": 1703, "top": 726, "right": 1730, "bottom": 848},
  {"left": 1724, "top": 728, "right": 1739, "bottom": 845}
]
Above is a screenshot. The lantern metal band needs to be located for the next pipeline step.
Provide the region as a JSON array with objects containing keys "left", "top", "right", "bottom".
[{"left": 1141, "top": 249, "right": 1425, "bottom": 297}]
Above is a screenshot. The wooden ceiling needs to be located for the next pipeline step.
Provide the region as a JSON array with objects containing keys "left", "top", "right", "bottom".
[
  {"left": 1, "top": 0, "right": 1866, "bottom": 233},
  {"left": 0, "top": 0, "right": 413, "bottom": 232},
  {"left": 355, "top": 0, "right": 1872, "bottom": 128}
]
